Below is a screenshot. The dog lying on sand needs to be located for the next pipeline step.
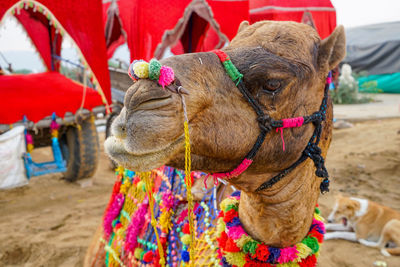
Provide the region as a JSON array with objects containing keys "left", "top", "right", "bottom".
[{"left": 325, "top": 195, "right": 400, "bottom": 256}]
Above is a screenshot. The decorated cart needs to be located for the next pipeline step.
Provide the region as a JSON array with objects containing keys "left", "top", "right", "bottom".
[{"left": 0, "top": 0, "right": 111, "bottom": 182}]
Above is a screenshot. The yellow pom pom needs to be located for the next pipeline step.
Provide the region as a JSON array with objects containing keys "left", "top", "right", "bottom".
[
  {"left": 134, "top": 248, "right": 143, "bottom": 259},
  {"left": 159, "top": 210, "right": 173, "bottom": 232},
  {"left": 314, "top": 213, "right": 324, "bottom": 222},
  {"left": 133, "top": 62, "right": 149, "bottom": 79},
  {"left": 181, "top": 234, "right": 192, "bottom": 245},
  {"left": 51, "top": 130, "right": 58, "bottom": 138},
  {"left": 295, "top": 243, "right": 312, "bottom": 261},
  {"left": 224, "top": 252, "right": 246, "bottom": 267},
  {"left": 235, "top": 235, "right": 252, "bottom": 249},
  {"left": 216, "top": 217, "right": 225, "bottom": 235},
  {"left": 27, "top": 144, "right": 34, "bottom": 153},
  {"left": 220, "top": 197, "right": 238, "bottom": 211}
]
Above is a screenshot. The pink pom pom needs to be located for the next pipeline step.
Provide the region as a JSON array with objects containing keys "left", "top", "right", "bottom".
[
  {"left": 277, "top": 246, "right": 299, "bottom": 263},
  {"left": 158, "top": 66, "right": 174, "bottom": 88},
  {"left": 50, "top": 120, "right": 59, "bottom": 130},
  {"left": 26, "top": 133, "right": 33, "bottom": 144}
]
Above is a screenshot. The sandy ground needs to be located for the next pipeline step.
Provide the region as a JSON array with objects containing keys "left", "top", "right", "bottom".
[{"left": 0, "top": 118, "right": 400, "bottom": 267}]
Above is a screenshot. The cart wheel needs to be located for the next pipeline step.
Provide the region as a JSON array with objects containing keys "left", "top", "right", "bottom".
[
  {"left": 105, "top": 111, "right": 120, "bottom": 170},
  {"left": 60, "top": 116, "right": 99, "bottom": 181}
]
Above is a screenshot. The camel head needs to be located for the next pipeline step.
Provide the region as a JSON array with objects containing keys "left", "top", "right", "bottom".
[{"left": 105, "top": 21, "right": 345, "bottom": 192}]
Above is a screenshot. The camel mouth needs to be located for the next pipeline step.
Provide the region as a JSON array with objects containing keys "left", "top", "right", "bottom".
[{"left": 104, "top": 135, "right": 185, "bottom": 172}]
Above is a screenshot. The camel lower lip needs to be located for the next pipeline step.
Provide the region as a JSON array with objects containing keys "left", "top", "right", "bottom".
[{"left": 104, "top": 135, "right": 184, "bottom": 171}]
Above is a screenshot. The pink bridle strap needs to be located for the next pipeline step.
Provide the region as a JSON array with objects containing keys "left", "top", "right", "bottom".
[
  {"left": 276, "top": 117, "right": 304, "bottom": 151},
  {"left": 204, "top": 158, "right": 253, "bottom": 188}
]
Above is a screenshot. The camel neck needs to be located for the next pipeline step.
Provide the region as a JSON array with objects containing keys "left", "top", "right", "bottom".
[{"left": 236, "top": 160, "right": 320, "bottom": 247}]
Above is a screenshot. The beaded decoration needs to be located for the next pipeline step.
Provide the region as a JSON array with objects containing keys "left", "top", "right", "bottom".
[{"left": 217, "top": 191, "right": 325, "bottom": 267}]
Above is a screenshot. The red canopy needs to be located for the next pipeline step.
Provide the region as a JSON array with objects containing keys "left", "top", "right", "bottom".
[
  {"left": 249, "top": 0, "right": 336, "bottom": 39},
  {"left": 103, "top": 0, "right": 249, "bottom": 61},
  {"left": 0, "top": 72, "right": 103, "bottom": 124},
  {"left": 0, "top": 0, "right": 111, "bottom": 105}
]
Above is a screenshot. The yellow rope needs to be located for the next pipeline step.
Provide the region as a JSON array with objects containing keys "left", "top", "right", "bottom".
[
  {"left": 142, "top": 171, "right": 166, "bottom": 267},
  {"left": 182, "top": 94, "right": 196, "bottom": 267}
]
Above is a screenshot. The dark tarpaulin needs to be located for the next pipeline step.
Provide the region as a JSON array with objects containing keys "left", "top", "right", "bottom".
[{"left": 343, "top": 21, "right": 400, "bottom": 75}]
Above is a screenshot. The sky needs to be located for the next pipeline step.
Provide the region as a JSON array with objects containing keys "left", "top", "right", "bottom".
[{"left": 0, "top": 0, "right": 399, "bottom": 69}]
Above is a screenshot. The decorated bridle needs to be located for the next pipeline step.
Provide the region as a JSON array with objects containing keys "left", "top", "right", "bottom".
[
  {"left": 210, "top": 50, "right": 330, "bottom": 194},
  {"left": 127, "top": 50, "right": 330, "bottom": 194}
]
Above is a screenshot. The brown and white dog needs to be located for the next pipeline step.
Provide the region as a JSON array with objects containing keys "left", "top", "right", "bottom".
[{"left": 325, "top": 195, "right": 400, "bottom": 256}]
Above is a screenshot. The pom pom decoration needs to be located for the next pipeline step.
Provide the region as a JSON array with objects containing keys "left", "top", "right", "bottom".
[
  {"left": 158, "top": 66, "right": 175, "bottom": 88},
  {"left": 133, "top": 61, "right": 149, "bottom": 79},
  {"left": 149, "top": 59, "right": 162, "bottom": 81},
  {"left": 143, "top": 251, "right": 154, "bottom": 263},
  {"left": 181, "top": 234, "right": 192, "bottom": 246},
  {"left": 127, "top": 59, "right": 175, "bottom": 88},
  {"left": 181, "top": 250, "right": 190, "bottom": 262},
  {"left": 217, "top": 191, "right": 325, "bottom": 266},
  {"left": 128, "top": 59, "right": 144, "bottom": 81},
  {"left": 25, "top": 133, "right": 34, "bottom": 153}
]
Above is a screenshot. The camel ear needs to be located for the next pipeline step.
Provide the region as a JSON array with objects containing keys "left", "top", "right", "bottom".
[
  {"left": 237, "top": 20, "right": 249, "bottom": 34},
  {"left": 318, "top": 25, "right": 346, "bottom": 70}
]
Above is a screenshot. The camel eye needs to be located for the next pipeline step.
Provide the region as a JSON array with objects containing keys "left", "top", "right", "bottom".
[{"left": 264, "top": 79, "right": 281, "bottom": 92}]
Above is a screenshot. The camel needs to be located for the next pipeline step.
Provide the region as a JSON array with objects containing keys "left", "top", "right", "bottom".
[{"left": 90, "top": 20, "right": 346, "bottom": 266}]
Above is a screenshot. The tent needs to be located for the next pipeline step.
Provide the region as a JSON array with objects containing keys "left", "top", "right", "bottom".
[
  {"left": 0, "top": 0, "right": 112, "bottom": 123},
  {"left": 249, "top": 0, "right": 336, "bottom": 39},
  {"left": 342, "top": 21, "right": 400, "bottom": 94},
  {"left": 103, "top": 0, "right": 249, "bottom": 61}
]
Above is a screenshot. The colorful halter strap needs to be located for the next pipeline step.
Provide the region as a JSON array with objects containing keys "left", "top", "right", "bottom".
[{"left": 209, "top": 50, "right": 331, "bottom": 194}]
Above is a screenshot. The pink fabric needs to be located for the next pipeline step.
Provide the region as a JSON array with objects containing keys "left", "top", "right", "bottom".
[
  {"left": 205, "top": 158, "right": 253, "bottom": 187},
  {"left": 326, "top": 77, "right": 332, "bottom": 84},
  {"left": 277, "top": 117, "right": 305, "bottom": 151}
]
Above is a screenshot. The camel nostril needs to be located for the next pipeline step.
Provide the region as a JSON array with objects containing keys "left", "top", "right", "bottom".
[{"left": 327, "top": 219, "right": 333, "bottom": 223}]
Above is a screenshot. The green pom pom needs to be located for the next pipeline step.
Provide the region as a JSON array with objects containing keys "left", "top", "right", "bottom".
[
  {"left": 149, "top": 59, "right": 162, "bottom": 80},
  {"left": 140, "top": 250, "right": 146, "bottom": 260},
  {"left": 315, "top": 207, "right": 320, "bottom": 214},
  {"left": 242, "top": 240, "right": 259, "bottom": 255},
  {"left": 302, "top": 236, "right": 319, "bottom": 254},
  {"left": 225, "top": 204, "right": 239, "bottom": 211}
]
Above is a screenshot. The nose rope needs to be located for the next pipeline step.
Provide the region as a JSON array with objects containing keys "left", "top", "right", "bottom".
[{"left": 179, "top": 93, "right": 196, "bottom": 266}]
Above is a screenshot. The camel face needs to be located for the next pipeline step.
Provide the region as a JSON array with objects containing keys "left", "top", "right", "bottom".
[{"left": 105, "top": 21, "right": 345, "bottom": 175}]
